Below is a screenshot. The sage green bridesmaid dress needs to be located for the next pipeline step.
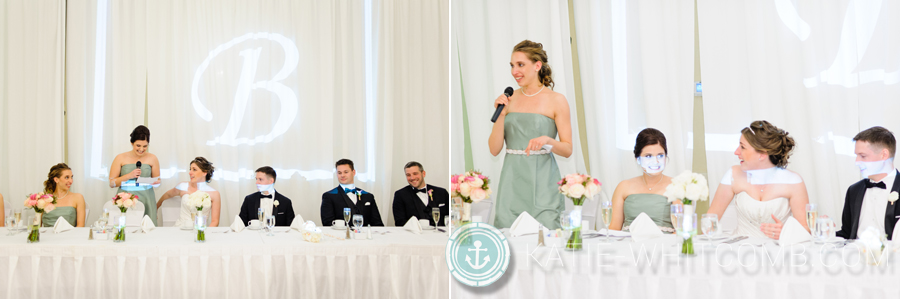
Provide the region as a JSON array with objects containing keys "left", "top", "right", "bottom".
[
  {"left": 494, "top": 113, "right": 565, "bottom": 229},
  {"left": 621, "top": 194, "right": 675, "bottom": 233},
  {"left": 42, "top": 206, "right": 77, "bottom": 227},
  {"left": 117, "top": 163, "right": 157, "bottom": 225}
]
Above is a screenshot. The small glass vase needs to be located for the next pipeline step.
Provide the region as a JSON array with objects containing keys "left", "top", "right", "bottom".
[
  {"left": 113, "top": 215, "right": 127, "bottom": 243},
  {"left": 27, "top": 212, "right": 42, "bottom": 243},
  {"left": 677, "top": 204, "right": 697, "bottom": 255},
  {"left": 195, "top": 214, "right": 206, "bottom": 243},
  {"left": 565, "top": 206, "right": 583, "bottom": 251},
  {"left": 455, "top": 200, "right": 473, "bottom": 245}
]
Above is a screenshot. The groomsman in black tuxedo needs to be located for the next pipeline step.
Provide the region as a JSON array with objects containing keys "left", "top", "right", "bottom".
[
  {"left": 392, "top": 162, "right": 449, "bottom": 226},
  {"left": 238, "top": 166, "right": 295, "bottom": 226},
  {"left": 321, "top": 159, "right": 384, "bottom": 226},
  {"left": 837, "top": 127, "right": 900, "bottom": 240}
]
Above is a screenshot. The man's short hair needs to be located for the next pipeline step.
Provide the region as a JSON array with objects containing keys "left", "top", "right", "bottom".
[
  {"left": 336, "top": 159, "right": 354, "bottom": 171},
  {"left": 404, "top": 161, "right": 424, "bottom": 172},
  {"left": 255, "top": 166, "right": 277, "bottom": 183},
  {"left": 854, "top": 126, "right": 897, "bottom": 158}
]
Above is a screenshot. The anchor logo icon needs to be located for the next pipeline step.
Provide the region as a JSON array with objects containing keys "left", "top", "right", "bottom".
[{"left": 465, "top": 240, "right": 491, "bottom": 269}]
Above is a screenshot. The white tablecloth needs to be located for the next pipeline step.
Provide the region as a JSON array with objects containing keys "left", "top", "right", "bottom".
[
  {"left": 0, "top": 227, "right": 448, "bottom": 299},
  {"left": 452, "top": 231, "right": 900, "bottom": 299}
]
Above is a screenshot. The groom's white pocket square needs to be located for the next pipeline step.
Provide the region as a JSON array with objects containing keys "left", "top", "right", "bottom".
[
  {"left": 439, "top": 203, "right": 446, "bottom": 207},
  {"left": 365, "top": 202, "right": 371, "bottom": 206}
]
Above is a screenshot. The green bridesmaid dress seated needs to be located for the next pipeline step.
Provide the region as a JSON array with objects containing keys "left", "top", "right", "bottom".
[
  {"left": 42, "top": 206, "right": 77, "bottom": 227},
  {"left": 622, "top": 194, "right": 675, "bottom": 233}
]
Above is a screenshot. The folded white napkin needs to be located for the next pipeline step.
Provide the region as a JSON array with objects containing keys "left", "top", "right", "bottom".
[
  {"left": 630, "top": 213, "right": 663, "bottom": 242},
  {"left": 598, "top": 229, "right": 632, "bottom": 237},
  {"left": 778, "top": 217, "right": 812, "bottom": 246},
  {"left": 230, "top": 215, "right": 245, "bottom": 233},
  {"left": 403, "top": 216, "right": 423, "bottom": 234},
  {"left": 53, "top": 216, "right": 74, "bottom": 233},
  {"left": 140, "top": 215, "right": 155, "bottom": 232},
  {"left": 510, "top": 212, "right": 543, "bottom": 237},
  {"left": 290, "top": 215, "right": 307, "bottom": 231}
]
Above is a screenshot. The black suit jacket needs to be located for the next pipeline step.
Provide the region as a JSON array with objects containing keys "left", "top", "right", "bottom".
[
  {"left": 837, "top": 170, "right": 900, "bottom": 240},
  {"left": 392, "top": 184, "right": 449, "bottom": 226},
  {"left": 321, "top": 186, "right": 384, "bottom": 226},
  {"left": 238, "top": 191, "right": 295, "bottom": 226}
]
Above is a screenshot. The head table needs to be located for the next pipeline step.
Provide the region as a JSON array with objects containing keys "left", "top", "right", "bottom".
[
  {"left": 0, "top": 227, "right": 449, "bottom": 299},
  {"left": 452, "top": 230, "right": 900, "bottom": 299}
]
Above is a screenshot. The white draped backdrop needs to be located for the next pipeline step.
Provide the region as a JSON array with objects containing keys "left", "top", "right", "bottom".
[{"left": 3, "top": 0, "right": 450, "bottom": 227}]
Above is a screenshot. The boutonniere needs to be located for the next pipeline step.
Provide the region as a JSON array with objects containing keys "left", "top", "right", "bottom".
[
  {"left": 427, "top": 189, "right": 434, "bottom": 201},
  {"left": 274, "top": 200, "right": 280, "bottom": 207},
  {"left": 889, "top": 191, "right": 898, "bottom": 205}
]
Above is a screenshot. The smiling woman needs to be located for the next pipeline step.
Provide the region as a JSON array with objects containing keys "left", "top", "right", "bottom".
[
  {"left": 489, "top": 40, "right": 573, "bottom": 229},
  {"left": 109, "top": 125, "right": 162, "bottom": 225}
]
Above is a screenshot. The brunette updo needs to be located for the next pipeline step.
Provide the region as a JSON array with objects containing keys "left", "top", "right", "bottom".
[
  {"left": 44, "top": 163, "right": 72, "bottom": 193},
  {"left": 740, "top": 120, "right": 795, "bottom": 168},
  {"left": 130, "top": 125, "right": 150, "bottom": 143},
  {"left": 512, "top": 40, "right": 554, "bottom": 89},
  {"left": 191, "top": 157, "right": 215, "bottom": 183},
  {"left": 633, "top": 128, "right": 668, "bottom": 158}
]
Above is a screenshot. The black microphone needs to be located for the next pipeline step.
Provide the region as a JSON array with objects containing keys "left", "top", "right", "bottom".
[
  {"left": 491, "top": 87, "right": 515, "bottom": 123},
  {"left": 135, "top": 161, "right": 142, "bottom": 186}
]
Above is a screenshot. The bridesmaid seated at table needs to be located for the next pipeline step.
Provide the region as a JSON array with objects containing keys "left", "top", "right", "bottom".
[
  {"left": 609, "top": 128, "right": 676, "bottom": 233},
  {"left": 42, "top": 163, "right": 86, "bottom": 227}
]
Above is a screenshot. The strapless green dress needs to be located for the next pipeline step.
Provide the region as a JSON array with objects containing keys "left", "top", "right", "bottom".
[
  {"left": 118, "top": 163, "right": 157, "bottom": 225},
  {"left": 622, "top": 194, "right": 675, "bottom": 233},
  {"left": 494, "top": 113, "right": 565, "bottom": 229},
  {"left": 42, "top": 206, "right": 77, "bottom": 227}
]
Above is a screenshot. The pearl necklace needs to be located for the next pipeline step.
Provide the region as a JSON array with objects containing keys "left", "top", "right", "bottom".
[
  {"left": 521, "top": 85, "right": 544, "bottom": 97},
  {"left": 56, "top": 191, "right": 69, "bottom": 200}
]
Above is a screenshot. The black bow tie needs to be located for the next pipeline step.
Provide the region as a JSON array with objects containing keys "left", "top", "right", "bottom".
[
  {"left": 416, "top": 188, "right": 427, "bottom": 193},
  {"left": 865, "top": 180, "right": 887, "bottom": 189},
  {"left": 261, "top": 194, "right": 273, "bottom": 199}
]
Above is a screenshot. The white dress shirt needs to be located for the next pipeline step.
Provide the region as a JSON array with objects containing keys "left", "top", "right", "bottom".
[
  {"left": 260, "top": 190, "right": 276, "bottom": 220},
  {"left": 414, "top": 186, "right": 429, "bottom": 206},
  {"left": 858, "top": 169, "right": 896, "bottom": 237},
  {"left": 341, "top": 184, "right": 358, "bottom": 205}
]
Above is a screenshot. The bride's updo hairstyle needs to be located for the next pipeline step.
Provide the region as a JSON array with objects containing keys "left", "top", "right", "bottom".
[
  {"left": 191, "top": 157, "right": 215, "bottom": 183},
  {"left": 740, "top": 120, "right": 795, "bottom": 168},
  {"left": 512, "top": 40, "right": 554, "bottom": 89}
]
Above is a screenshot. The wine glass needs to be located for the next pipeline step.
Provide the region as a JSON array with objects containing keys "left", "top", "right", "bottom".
[
  {"left": 432, "top": 208, "right": 441, "bottom": 231},
  {"left": 5, "top": 212, "right": 16, "bottom": 236},
  {"left": 814, "top": 215, "right": 834, "bottom": 244},
  {"left": 265, "top": 215, "right": 276, "bottom": 236},
  {"left": 352, "top": 214, "right": 364, "bottom": 233},
  {"left": 257, "top": 207, "right": 264, "bottom": 223},
  {"left": 600, "top": 200, "right": 612, "bottom": 242},
  {"left": 670, "top": 204, "right": 683, "bottom": 228},
  {"left": 343, "top": 208, "right": 351, "bottom": 224},
  {"left": 701, "top": 214, "right": 719, "bottom": 239},
  {"left": 13, "top": 209, "right": 22, "bottom": 232},
  {"left": 806, "top": 203, "right": 818, "bottom": 233}
]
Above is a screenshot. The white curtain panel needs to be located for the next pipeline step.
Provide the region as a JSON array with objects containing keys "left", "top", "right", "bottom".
[
  {"left": 572, "top": 0, "right": 695, "bottom": 210},
  {"left": 376, "top": 0, "right": 451, "bottom": 221},
  {"left": 451, "top": 0, "right": 586, "bottom": 224},
  {"left": 698, "top": 0, "right": 900, "bottom": 226},
  {"left": 65, "top": 0, "right": 149, "bottom": 224},
  {"left": 0, "top": 0, "right": 66, "bottom": 205}
]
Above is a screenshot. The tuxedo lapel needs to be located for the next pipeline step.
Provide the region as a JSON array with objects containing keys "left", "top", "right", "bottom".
[
  {"left": 850, "top": 183, "right": 866, "bottom": 237},
  {"left": 885, "top": 170, "right": 900, "bottom": 236}
]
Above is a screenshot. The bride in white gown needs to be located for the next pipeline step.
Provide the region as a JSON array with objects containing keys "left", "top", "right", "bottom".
[
  {"left": 708, "top": 121, "right": 811, "bottom": 239},
  {"left": 156, "top": 157, "right": 222, "bottom": 227}
]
